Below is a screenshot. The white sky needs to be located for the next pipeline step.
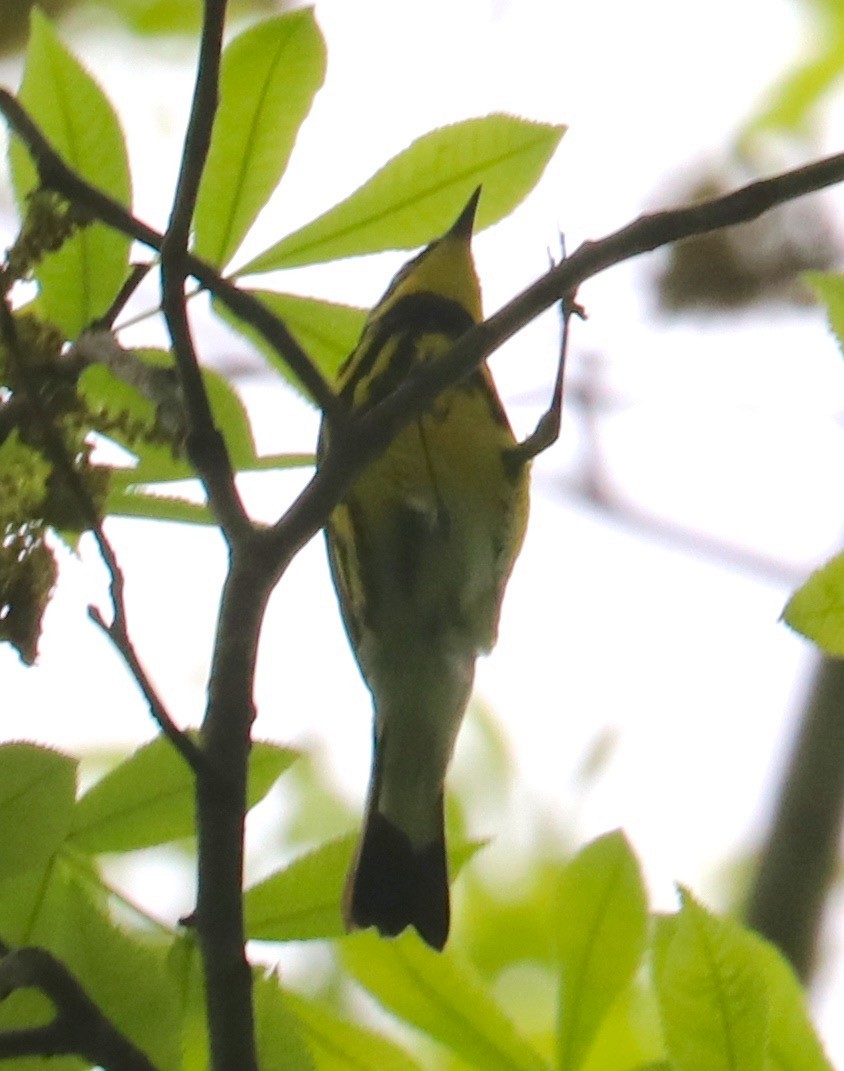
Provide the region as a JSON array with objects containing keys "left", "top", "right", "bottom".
[{"left": 3, "top": 0, "right": 844, "bottom": 1062}]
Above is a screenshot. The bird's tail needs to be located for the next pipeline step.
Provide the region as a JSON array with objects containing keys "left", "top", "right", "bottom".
[{"left": 343, "top": 798, "right": 449, "bottom": 950}]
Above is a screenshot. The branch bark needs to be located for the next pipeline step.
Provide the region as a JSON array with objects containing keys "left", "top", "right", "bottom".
[
  {"left": 745, "top": 656, "right": 844, "bottom": 979},
  {"left": 0, "top": 946, "right": 159, "bottom": 1071}
]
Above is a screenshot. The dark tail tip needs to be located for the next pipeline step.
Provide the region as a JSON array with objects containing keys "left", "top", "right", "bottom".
[{"left": 344, "top": 810, "right": 449, "bottom": 951}]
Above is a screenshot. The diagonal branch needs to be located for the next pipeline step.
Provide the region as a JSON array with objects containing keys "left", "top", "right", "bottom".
[
  {"left": 0, "top": 945, "right": 159, "bottom": 1071},
  {"left": 261, "top": 147, "right": 844, "bottom": 575},
  {"left": 0, "top": 88, "right": 339, "bottom": 419}
]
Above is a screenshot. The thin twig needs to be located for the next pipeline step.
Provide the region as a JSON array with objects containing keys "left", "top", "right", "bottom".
[
  {"left": 86, "top": 606, "right": 205, "bottom": 773},
  {"left": 0, "top": 946, "right": 160, "bottom": 1071},
  {"left": 0, "top": 303, "right": 204, "bottom": 773}
]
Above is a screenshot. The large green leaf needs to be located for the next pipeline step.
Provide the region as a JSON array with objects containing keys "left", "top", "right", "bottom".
[
  {"left": 69, "top": 736, "right": 297, "bottom": 853},
  {"left": 244, "top": 834, "right": 354, "bottom": 942},
  {"left": 254, "top": 972, "right": 315, "bottom": 1071},
  {"left": 193, "top": 9, "right": 326, "bottom": 268},
  {"left": 52, "top": 875, "right": 181, "bottom": 1071},
  {"left": 284, "top": 989, "right": 423, "bottom": 1071},
  {"left": 240, "top": 114, "right": 565, "bottom": 272},
  {"left": 743, "top": 932, "right": 834, "bottom": 1071},
  {"left": 0, "top": 743, "right": 76, "bottom": 881},
  {"left": 654, "top": 891, "right": 767, "bottom": 1071},
  {"left": 555, "top": 831, "right": 648, "bottom": 1071},
  {"left": 342, "top": 931, "right": 549, "bottom": 1071},
  {"left": 580, "top": 977, "right": 666, "bottom": 1071},
  {"left": 9, "top": 10, "right": 131, "bottom": 337}
]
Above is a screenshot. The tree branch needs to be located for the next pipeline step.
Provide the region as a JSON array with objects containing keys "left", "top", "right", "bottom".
[
  {"left": 0, "top": 88, "right": 340, "bottom": 420},
  {"left": 157, "top": 4, "right": 258, "bottom": 1070},
  {"left": 0, "top": 303, "right": 203, "bottom": 773},
  {"left": 0, "top": 946, "right": 159, "bottom": 1071},
  {"left": 159, "top": 0, "right": 251, "bottom": 545},
  {"left": 745, "top": 655, "right": 844, "bottom": 979},
  {"left": 258, "top": 148, "right": 844, "bottom": 577},
  {"left": 195, "top": 537, "right": 275, "bottom": 1071}
]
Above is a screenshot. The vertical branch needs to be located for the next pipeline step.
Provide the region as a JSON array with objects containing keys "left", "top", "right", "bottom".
[
  {"left": 158, "top": 2, "right": 259, "bottom": 1070},
  {"left": 745, "top": 656, "right": 844, "bottom": 979},
  {"left": 159, "top": 0, "right": 248, "bottom": 541},
  {"left": 196, "top": 541, "right": 273, "bottom": 1071}
]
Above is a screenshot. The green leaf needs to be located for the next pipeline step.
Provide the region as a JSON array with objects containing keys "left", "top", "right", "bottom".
[
  {"left": 240, "top": 114, "right": 565, "bottom": 272},
  {"left": 104, "top": 485, "right": 217, "bottom": 525},
  {"left": 284, "top": 989, "right": 423, "bottom": 1071},
  {"left": 556, "top": 831, "right": 649, "bottom": 1071},
  {"left": 104, "top": 450, "right": 312, "bottom": 525},
  {"left": 9, "top": 10, "right": 132, "bottom": 337},
  {"left": 342, "top": 932, "right": 549, "bottom": 1071},
  {"left": 254, "top": 972, "right": 315, "bottom": 1071},
  {"left": 51, "top": 875, "right": 181, "bottom": 1071},
  {"left": 0, "top": 743, "right": 76, "bottom": 881},
  {"left": 782, "top": 552, "right": 844, "bottom": 655},
  {"left": 580, "top": 977, "right": 666, "bottom": 1071},
  {"left": 167, "top": 933, "right": 209, "bottom": 1071},
  {"left": 744, "top": 2, "right": 844, "bottom": 137},
  {"left": 743, "top": 932, "right": 834, "bottom": 1071},
  {"left": 194, "top": 10, "right": 326, "bottom": 268},
  {"left": 212, "top": 290, "right": 366, "bottom": 392},
  {"left": 69, "top": 736, "right": 297, "bottom": 853},
  {"left": 243, "top": 829, "right": 484, "bottom": 943},
  {"left": 244, "top": 834, "right": 354, "bottom": 941},
  {"left": 654, "top": 890, "right": 767, "bottom": 1071},
  {"left": 203, "top": 365, "right": 258, "bottom": 468}
]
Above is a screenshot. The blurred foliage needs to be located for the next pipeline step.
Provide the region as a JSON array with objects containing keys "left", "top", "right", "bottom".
[
  {"left": 0, "top": 735, "right": 833, "bottom": 1070},
  {"left": 0, "top": 0, "right": 71, "bottom": 55},
  {"left": 745, "top": 0, "right": 844, "bottom": 139},
  {"left": 654, "top": 165, "right": 839, "bottom": 312},
  {"left": 0, "top": 0, "right": 282, "bottom": 54},
  {"left": 655, "top": 0, "right": 844, "bottom": 314}
]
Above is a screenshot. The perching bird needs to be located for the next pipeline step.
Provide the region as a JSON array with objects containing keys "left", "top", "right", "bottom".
[{"left": 319, "top": 188, "right": 529, "bottom": 949}]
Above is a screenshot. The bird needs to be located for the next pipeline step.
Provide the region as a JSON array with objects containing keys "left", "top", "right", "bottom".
[{"left": 319, "top": 187, "right": 530, "bottom": 949}]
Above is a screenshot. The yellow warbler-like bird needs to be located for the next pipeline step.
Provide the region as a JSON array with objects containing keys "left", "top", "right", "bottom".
[{"left": 320, "top": 188, "right": 529, "bottom": 949}]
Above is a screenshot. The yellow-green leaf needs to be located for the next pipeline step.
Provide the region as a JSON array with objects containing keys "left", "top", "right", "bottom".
[
  {"left": 783, "top": 552, "right": 844, "bottom": 655},
  {"left": 194, "top": 10, "right": 326, "bottom": 268},
  {"left": 555, "top": 831, "right": 648, "bottom": 1071},
  {"left": 343, "top": 931, "right": 549, "bottom": 1071},
  {"left": 0, "top": 743, "right": 76, "bottom": 881},
  {"left": 9, "top": 10, "right": 131, "bottom": 336},
  {"left": 240, "top": 114, "right": 565, "bottom": 272},
  {"left": 654, "top": 890, "right": 767, "bottom": 1071}
]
